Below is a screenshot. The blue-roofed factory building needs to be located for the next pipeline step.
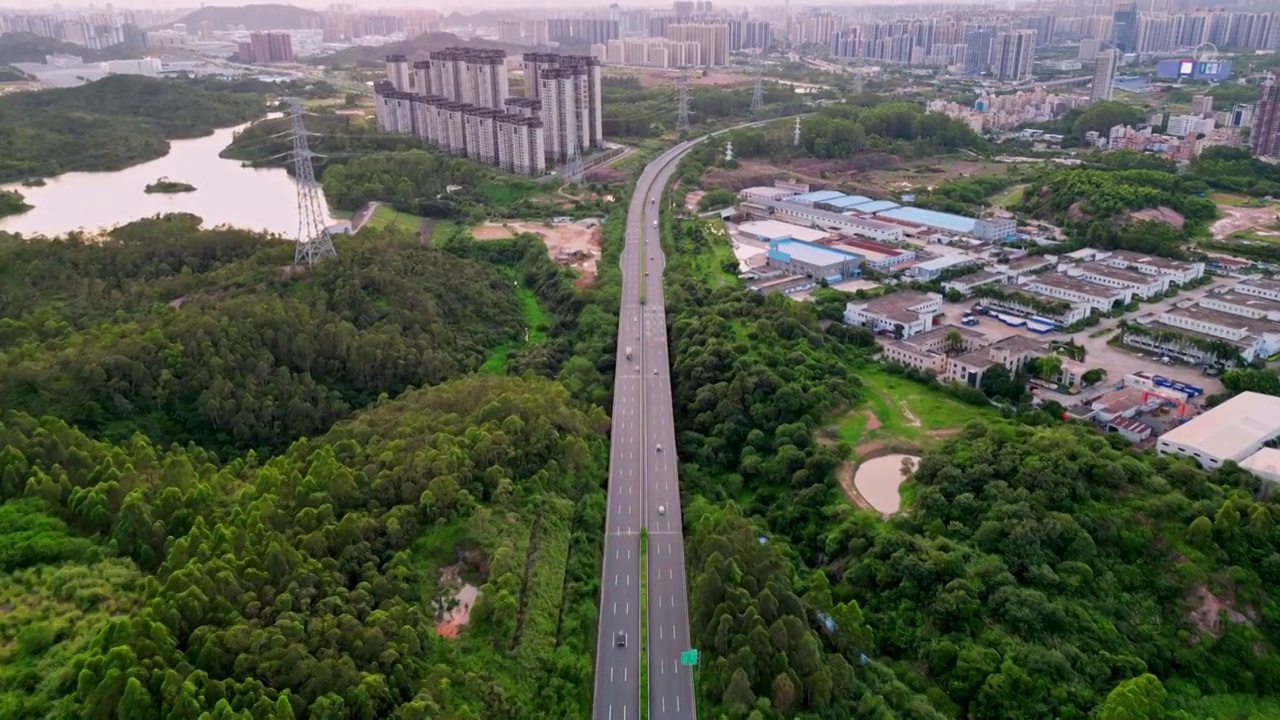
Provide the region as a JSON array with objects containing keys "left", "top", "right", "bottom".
[
  {"left": 766, "top": 239, "right": 863, "bottom": 283},
  {"left": 790, "top": 190, "right": 848, "bottom": 206},
  {"left": 875, "top": 206, "right": 976, "bottom": 234},
  {"left": 848, "top": 199, "right": 900, "bottom": 214},
  {"left": 817, "top": 195, "right": 874, "bottom": 211}
]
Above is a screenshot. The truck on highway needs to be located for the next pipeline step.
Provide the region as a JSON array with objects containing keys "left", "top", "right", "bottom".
[{"left": 626, "top": 347, "right": 633, "bottom": 360}]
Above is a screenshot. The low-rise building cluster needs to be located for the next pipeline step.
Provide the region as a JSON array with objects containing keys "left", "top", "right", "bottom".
[{"left": 1121, "top": 276, "right": 1280, "bottom": 365}]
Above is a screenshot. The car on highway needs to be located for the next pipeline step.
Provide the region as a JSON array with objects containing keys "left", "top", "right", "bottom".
[
  {"left": 656, "top": 444, "right": 662, "bottom": 452},
  {"left": 651, "top": 197, "right": 656, "bottom": 204},
  {"left": 658, "top": 505, "right": 666, "bottom": 515},
  {"left": 616, "top": 631, "right": 627, "bottom": 647},
  {"left": 653, "top": 369, "right": 658, "bottom": 375},
  {"left": 653, "top": 220, "right": 658, "bottom": 227}
]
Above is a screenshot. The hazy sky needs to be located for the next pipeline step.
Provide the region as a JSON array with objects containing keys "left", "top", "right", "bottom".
[{"left": 3, "top": 0, "right": 962, "bottom": 12}]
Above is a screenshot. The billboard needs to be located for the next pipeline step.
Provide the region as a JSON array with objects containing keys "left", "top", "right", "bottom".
[{"left": 1156, "top": 58, "right": 1233, "bottom": 81}]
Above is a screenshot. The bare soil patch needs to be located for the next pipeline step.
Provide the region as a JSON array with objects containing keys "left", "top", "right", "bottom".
[
  {"left": 1187, "top": 585, "right": 1253, "bottom": 640},
  {"left": 606, "top": 66, "right": 749, "bottom": 88},
  {"left": 1212, "top": 204, "right": 1280, "bottom": 240},
  {"left": 474, "top": 220, "right": 602, "bottom": 285},
  {"left": 434, "top": 564, "right": 480, "bottom": 639}
]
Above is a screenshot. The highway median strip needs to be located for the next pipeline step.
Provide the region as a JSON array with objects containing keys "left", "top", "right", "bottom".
[{"left": 640, "top": 526, "right": 648, "bottom": 720}]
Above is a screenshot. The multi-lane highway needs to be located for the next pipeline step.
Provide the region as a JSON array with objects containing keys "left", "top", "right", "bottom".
[
  {"left": 592, "top": 139, "right": 698, "bottom": 720},
  {"left": 593, "top": 119, "right": 797, "bottom": 720}
]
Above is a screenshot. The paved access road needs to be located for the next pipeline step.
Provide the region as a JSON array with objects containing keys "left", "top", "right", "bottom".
[{"left": 593, "top": 119, "right": 796, "bottom": 720}]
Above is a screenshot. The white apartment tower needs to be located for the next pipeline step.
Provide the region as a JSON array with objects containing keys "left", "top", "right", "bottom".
[
  {"left": 539, "top": 66, "right": 579, "bottom": 163},
  {"left": 376, "top": 50, "right": 591, "bottom": 176},
  {"left": 993, "top": 30, "right": 1035, "bottom": 81},
  {"left": 385, "top": 54, "right": 410, "bottom": 92},
  {"left": 1091, "top": 49, "right": 1118, "bottom": 104}
]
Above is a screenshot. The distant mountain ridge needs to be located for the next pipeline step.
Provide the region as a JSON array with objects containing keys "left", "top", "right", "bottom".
[
  {"left": 170, "top": 4, "right": 322, "bottom": 31},
  {"left": 315, "top": 31, "right": 526, "bottom": 68}
]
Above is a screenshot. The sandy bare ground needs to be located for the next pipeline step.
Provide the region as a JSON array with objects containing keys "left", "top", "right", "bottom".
[
  {"left": 684, "top": 190, "right": 705, "bottom": 211},
  {"left": 1212, "top": 204, "right": 1280, "bottom": 240},
  {"left": 605, "top": 67, "right": 749, "bottom": 88},
  {"left": 474, "top": 220, "right": 602, "bottom": 285}
]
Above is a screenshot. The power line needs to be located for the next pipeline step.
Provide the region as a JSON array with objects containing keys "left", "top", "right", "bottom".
[
  {"left": 284, "top": 98, "right": 337, "bottom": 268},
  {"left": 751, "top": 50, "right": 764, "bottom": 113},
  {"left": 562, "top": 128, "right": 585, "bottom": 185},
  {"left": 676, "top": 73, "right": 691, "bottom": 133}
]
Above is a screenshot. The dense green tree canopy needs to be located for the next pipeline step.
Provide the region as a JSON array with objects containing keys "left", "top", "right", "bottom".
[{"left": 0, "top": 76, "right": 268, "bottom": 183}]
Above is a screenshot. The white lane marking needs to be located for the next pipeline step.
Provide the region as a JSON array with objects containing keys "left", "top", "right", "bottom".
[
  {"left": 663, "top": 697, "right": 667, "bottom": 712},
  {"left": 671, "top": 595, "right": 675, "bottom": 607},
  {"left": 661, "top": 659, "right": 666, "bottom": 675},
  {"left": 672, "top": 625, "right": 676, "bottom": 641},
  {"left": 611, "top": 668, "right": 614, "bottom": 682},
  {"left": 627, "top": 575, "right": 630, "bottom": 586},
  {"left": 659, "top": 595, "right": 663, "bottom": 608},
  {"left": 626, "top": 602, "right": 630, "bottom": 615},
  {"left": 613, "top": 575, "right": 617, "bottom": 586},
  {"left": 627, "top": 550, "right": 631, "bottom": 560},
  {"left": 609, "top": 705, "right": 612, "bottom": 720},
  {"left": 677, "top": 697, "right": 681, "bottom": 713},
  {"left": 613, "top": 601, "right": 616, "bottom": 614},
  {"left": 659, "top": 625, "right": 664, "bottom": 639},
  {"left": 625, "top": 668, "right": 628, "bottom": 682}
]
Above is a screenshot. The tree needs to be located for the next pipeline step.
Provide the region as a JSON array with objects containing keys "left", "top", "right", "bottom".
[
  {"left": 1035, "top": 355, "right": 1064, "bottom": 383},
  {"left": 723, "top": 668, "right": 757, "bottom": 710},
  {"left": 1096, "top": 674, "right": 1167, "bottom": 720},
  {"left": 1082, "top": 368, "right": 1106, "bottom": 386},
  {"left": 945, "top": 329, "right": 966, "bottom": 355}
]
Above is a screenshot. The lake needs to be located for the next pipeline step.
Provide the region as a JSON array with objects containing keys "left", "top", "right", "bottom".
[
  {"left": 0, "top": 120, "right": 335, "bottom": 238},
  {"left": 853, "top": 454, "right": 920, "bottom": 515}
]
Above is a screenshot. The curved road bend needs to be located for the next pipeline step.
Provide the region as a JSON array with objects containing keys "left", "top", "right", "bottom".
[{"left": 593, "top": 119, "right": 796, "bottom": 720}]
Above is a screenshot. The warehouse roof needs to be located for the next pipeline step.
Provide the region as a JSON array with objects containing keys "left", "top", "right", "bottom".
[
  {"left": 1160, "top": 392, "right": 1280, "bottom": 462},
  {"left": 792, "top": 190, "right": 847, "bottom": 204},
  {"left": 768, "top": 239, "right": 862, "bottom": 267},
  {"left": 849, "top": 200, "right": 901, "bottom": 214},
  {"left": 875, "top": 206, "right": 978, "bottom": 234},
  {"left": 822, "top": 195, "right": 875, "bottom": 209},
  {"left": 738, "top": 219, "right": 830, "bottom": 243}
]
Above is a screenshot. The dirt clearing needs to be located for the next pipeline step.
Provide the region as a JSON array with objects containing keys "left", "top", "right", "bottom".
[
  {"left": 605, "top": 67, "right": 749, "bottom": 88},
  {"left": 1212, "top": 202, "right": 1280, "bottom": 240},
  {"left": 474, "top": 219, "right": 602, "bottom": 285}
]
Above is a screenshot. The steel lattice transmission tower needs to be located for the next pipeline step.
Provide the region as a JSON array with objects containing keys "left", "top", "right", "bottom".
[
  {"left": 793, "top": 116, "right": 802, "bottom": 147},
  {"left": 285, "top": 98, "right": 337, "bottom": 268},
  {"left": 563, "top": 129, "right": 585, "bottom": 185},
  {"left": 750, "top": 50, "right": 764, "bottom": 113},
  {"left": 675, "top": 74, "right": 691, "bottom": 133}
]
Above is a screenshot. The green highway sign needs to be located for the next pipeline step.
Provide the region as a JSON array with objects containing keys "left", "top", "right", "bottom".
[{"left": 680, "top": 649, "right": 699, "bottom": 666}]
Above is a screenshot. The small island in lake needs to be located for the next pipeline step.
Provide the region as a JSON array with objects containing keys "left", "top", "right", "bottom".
[
  {"left": 21, "top": 177, "right": 46, "bottom": 187},
  {"left": 145, "top": 177, "right": 197, "bottom": 194}
]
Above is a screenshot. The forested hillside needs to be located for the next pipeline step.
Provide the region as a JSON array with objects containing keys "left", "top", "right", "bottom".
[
  {"left": 0, "top": 373, "right": 609, "bottom": 719},
  {"left": 0, "top": 75, "right": 266, "bottom": 183},
  {"left": 0, "top": 216, "right": 528, "bottom": 456}
]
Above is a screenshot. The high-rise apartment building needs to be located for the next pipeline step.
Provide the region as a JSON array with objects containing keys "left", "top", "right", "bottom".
[
  {"left": 243, "top": 31, "right": 294, "bottom": 63},
  {"left": 1112, "top": 3, "right": 1138, "bottom": 53},
  {"left": 1091, "top": 49, "right": 1118, "bottom": 104},
  {"left": 1192, "top": 94, "right": 1214, "bottom": 118},
  {"left": 666, "top": 22, "right": 729, "bottom": 66},
  {"left": 421, "top": 48, "right": 509, "bottom": 110},
  {"left": 375, "top": 49, "right": 574, "bottom": 177},
  {"left": 992, "top": 30, "right": 1034, "bottom": 81},
  {"left": 1251, "top": 78, "right": 1280, "bottom": 159}
]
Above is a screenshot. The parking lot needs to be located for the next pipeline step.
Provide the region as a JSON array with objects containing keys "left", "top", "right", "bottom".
[{"left": 940, "top": 277, "right": 1235, "bottom": 397}]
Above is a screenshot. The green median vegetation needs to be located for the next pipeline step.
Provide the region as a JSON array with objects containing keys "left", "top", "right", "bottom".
[{"left": 640, "top": 526, "right": 649, "bottom": 719}]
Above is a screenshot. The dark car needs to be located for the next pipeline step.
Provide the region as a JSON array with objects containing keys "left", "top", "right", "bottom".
[{"left": 616, "top": 631, "right": 627, "bottom": 647}]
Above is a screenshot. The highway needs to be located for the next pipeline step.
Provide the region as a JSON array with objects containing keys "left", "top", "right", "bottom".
[{"left": 593, "top": 119, "right": 794, "bottom": 720}]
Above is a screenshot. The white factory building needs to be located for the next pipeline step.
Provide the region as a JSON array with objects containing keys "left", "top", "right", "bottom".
[
  {"left": 844, "top": 291, "right": 943, "bottom": 339},
  {"left": 1158, "top": 392, "right": 1280, "bottom": 471}
]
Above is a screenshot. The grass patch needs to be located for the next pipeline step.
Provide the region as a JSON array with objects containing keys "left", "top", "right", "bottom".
[
  {"left": 514, "top": 499, "right": 573, "bottom": 663},
  {"left": 1229, "top": 229, "right": 1280, "bottom": 244},
  {"left": 481, "top": 275, "right": 551, "bottom": 374},
  {"left": 1210, "top": 193, "right": 1262, "bottom": 208},
  {"left": 989, "top": 183, "right": 1027, "bottom": 209},
  {"left": 833, "top": 367, "right": 995, "bottom": 450},
  {"left": 365, "top": 205, "right": 424, "bottom": 235}
]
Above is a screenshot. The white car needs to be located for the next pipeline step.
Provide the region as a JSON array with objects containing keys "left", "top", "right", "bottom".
[
  {"left": 658, "top": 505, "right": 666, "bottom": 515},
  {"left": 656, "top": 444, "right": 662, "bottom": 452},
  {"left": 653, "top": 220, "right": 658, "bottom": 227}
]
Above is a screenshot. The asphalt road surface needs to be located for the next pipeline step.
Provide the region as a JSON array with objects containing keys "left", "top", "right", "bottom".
[{"left": 593, "top": 119, "right": 799, "bottom": 720}]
